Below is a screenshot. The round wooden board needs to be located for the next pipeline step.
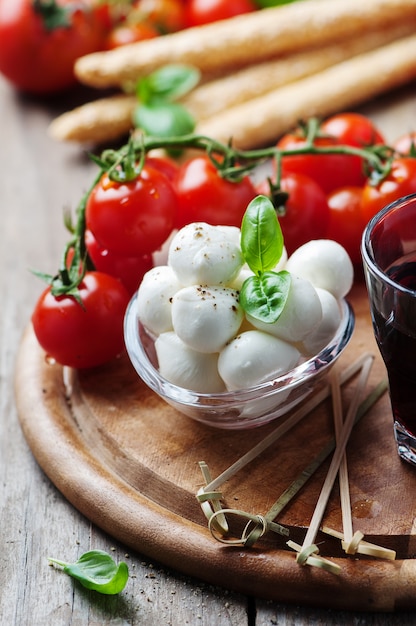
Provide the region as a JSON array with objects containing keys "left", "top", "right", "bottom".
[{"left": 14, "top": 282, "right": 416, "bottom": 612}]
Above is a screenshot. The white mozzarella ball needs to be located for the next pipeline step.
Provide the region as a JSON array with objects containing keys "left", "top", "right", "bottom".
[
  {"left": 171, "top": 285, "right": 243, "bottom": 353},
  {"left": 272, "top": 246, "right": 288, "bottom": 272},
  {"left": 216, "top": 225, "right": 241, "bottom": 246},
  {"left": 136, "top": 266, "right": 182, "bottom": 336},
  {"left": 218, "top": 330, "right": 300, "bottom": 391},
  {"left": 228, "top": 265, "right": 253, "bottom": 290},
  {"left": 285, "top": 239, "right": 353, "bottom": 299},
  {"left": 155, "top": 332, "right": 226, "bottom": 393},
  {"left": 168, "top": 222, "right": 243, "bottom": 286},
  {"left": 301, "top": 288, "right": 342, "bottom": 355},
  {"left": 246, "top": 274, "right": 322, "bottom": 342}
]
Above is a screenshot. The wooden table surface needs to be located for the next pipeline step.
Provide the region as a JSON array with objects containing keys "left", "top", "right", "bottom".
[{"left": 1, "top": 72, "right": 416, "bottom": 625}]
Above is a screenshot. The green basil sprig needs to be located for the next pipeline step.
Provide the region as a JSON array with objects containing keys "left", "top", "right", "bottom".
[
  {"left": 48, "top": 550, "right": 129, "bottom": 595},
  {"left": 134, "top": 64, "right": 200, "bottom": 138},
  {"left": 240, "top": 195, "right": 291, "bottom": 324}
]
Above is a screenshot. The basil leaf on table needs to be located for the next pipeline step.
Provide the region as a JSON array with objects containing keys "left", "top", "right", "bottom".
[{"left": 48, "top": 549, "right": 129, "bottom": 595}]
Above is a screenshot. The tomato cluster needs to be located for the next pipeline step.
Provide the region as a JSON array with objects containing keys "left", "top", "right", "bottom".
[
  {"left": 32, "top": 151, "right": 257, "bottom": 368},
  {"left": 31, "top": 115, "right": 416, "bottom": 369},
  {"left": 260, "top": 113, "right": 416, "bottom": 265},
  {"left": 0, "top": 0, "right": 260, "bottom": 95}
]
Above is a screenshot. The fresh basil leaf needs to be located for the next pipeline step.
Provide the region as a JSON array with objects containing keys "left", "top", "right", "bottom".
[
  {"left": 134, "top": 101, "right": 196, "bottom": 138},
  {"left": 49, "top": 550, "right": 129, "bottom": 595},
  {"left": 241, "top": 195, "right": 284, "bottom": 275},
  {"left": 240, "top": 270, "right": 291, "bottom": 323},
  {"left": 137, "top": 64, "right": 200, "bottom": 103}
]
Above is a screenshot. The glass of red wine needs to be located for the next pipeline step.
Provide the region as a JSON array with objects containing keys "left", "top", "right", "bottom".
[{"left": 362, "top": 193, "right": 416, "bottom": 466}]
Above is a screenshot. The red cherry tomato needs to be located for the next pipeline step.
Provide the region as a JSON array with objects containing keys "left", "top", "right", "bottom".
[
  {"left": 277, "top": 133, "right": 366, "bottom": 194},
  {"left": 85, "top": 230, "right": 153, "bottom": 295},
  {"left": 257, "top": 172, "right": 330, "bottom": 255},
  {"left": 136, "top": 0, "right": 186, "bottom": 33},
  {"left": 174, "top": 155, "right": 257, "bottom": 229},
  {"left": 185, "top": 0, "right": 256, "bottom": 27},
  {"left": 106, "top": 20, "right": 158, "bottom": 49},
  {"left": 31, "top": 272, "right": 130, "bottom": 368},
  {"left": 321, "top": 113, "right": 385, "bottom": 148},
  {"left": 0, "top": 0, "right": 108, "bottom": 94},
  {"left": 326, "top": 186, "right": 365, "bottom": 266},
  {"left": 145, "top": 155, "right": 180, "bottom": 182},
  {"left": 86, "top": 166, "right": 177, "bottom": 256},
  {"left": 361, "top": 158, "right": 416, "bottom": 225},
  {"left": 393, "top": 132, "right": 416, "bottom": 156}
]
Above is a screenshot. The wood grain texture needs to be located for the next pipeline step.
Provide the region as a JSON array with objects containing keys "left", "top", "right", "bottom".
[
  {"left": 2, "top": 74, "right": 416, "bottom": 624},
  {"left": 13, "top": 283, "right": 416, "bottom": 611}
]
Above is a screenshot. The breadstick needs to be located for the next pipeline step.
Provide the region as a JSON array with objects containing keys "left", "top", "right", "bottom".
[
  {"left": 74, "top": 0, "right": 416, "bottom": 88},
  {"left": 181, "top": 21, "right": 415, "bottom": 122},
  {"left": 48, "top": 94, "right": 137, "bottom": 144},
  {"left": 196, "top": 34, "right": 416, "bottom": 149},
  {"left": 48, "top": 21, "right": 414, "bottom": 144}
]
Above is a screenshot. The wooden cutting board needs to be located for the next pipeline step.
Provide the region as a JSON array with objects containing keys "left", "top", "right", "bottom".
[{"left": 14, "top": 281, "right": 416, "bottom": 612}]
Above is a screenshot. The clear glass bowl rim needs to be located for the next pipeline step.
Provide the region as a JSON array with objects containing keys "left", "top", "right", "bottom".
[{"left": 124, "top": 294, "right": 355, "bottom": 409}]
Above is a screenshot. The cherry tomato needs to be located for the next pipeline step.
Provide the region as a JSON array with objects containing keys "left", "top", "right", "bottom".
[
  {"left": 86, "top": 165, "right": 177, "bottom": 256},
  {"left": 106, "top": 19, "right": 158, "bottom": 49},
  {"left": 174, "top": 155, "right": 257, "bottom": 229},
  {"left": 185, "top": 0, "right": 256, "bottom": 27},
  {"left": 321, "top": 113, "right": 385, "bottom": 148},
  {"left": 393, "top": 132, "right": 416, "bottom": 156},
  {"left": 85, "top": 230, "right": 153, "bottom": 295},
  {"left": 277, "top": 133, "right": 365, "bottom": 194},
  {"left": 257, "top": 172, "right": 330, "bottom": 255},
  {"left": 32, "top": 272, "right": 130, "bottom": 368},
  {"left": 145, "top": 155, "right": 180, "bottom": 182},
  {"left": 326, "top": 186, "right": 365, "bottom": 266},
  {"left": 137, "top": 0, "right": 186, "bottom": 33},
  {"left": 361, "top": 158, "right": 416, "bottom": 225},
  {"left": 0, "top": 0, "right": 108, "bottom": 94}
]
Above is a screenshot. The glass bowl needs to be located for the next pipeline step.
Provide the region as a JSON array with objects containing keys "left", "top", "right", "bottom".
[{"left": 124, "top": 296, "right": 354, "bottom": 430}]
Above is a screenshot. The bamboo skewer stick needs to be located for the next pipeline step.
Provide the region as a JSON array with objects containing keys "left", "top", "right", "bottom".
[
  {"left": 331, "top": 368, "right": 354, "bottom": 546},
  {"left": 293, "top": 355, "right": 374, "bottom": 564}
]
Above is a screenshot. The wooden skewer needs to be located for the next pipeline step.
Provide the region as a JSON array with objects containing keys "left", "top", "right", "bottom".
[
  {"left": 331, "top": 368, "right": 354, "bottom": 546},
  {"left": 204, "top": 353, "right": 374, "bottom": 494},
  {"left": 294, "top": 355, "right": 374, "bottom": 567}
]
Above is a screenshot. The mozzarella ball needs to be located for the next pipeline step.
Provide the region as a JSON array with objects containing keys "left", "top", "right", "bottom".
[
  {"left": 168, "top": 222, "right": 243, "bottom": 286},
  {"left": 285, "top": 239, "right": 353, "bottom": 299},
  {"left": 218, "top": 330, "right": 300, "bottom": 390},
  {"left": 246, "top": 274, "right": 322, "bottom": 342},
  {"left": 155, "top": 332, "right": 226, "bottom": 393},
  {"left": 136, "top": 265, "right": 182, "bottom": 336},
  {"left": 216, "top": 225, "right": 241, "bottom": 246},
  {"left": 301, "top": 288, "right": 342, "bottom": 355},
  {"left": 171, "top": 285, "right": 243, "bottom": 353},
  {"left": 272, "top": 245, "right": 288, "bottom": 272}
]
